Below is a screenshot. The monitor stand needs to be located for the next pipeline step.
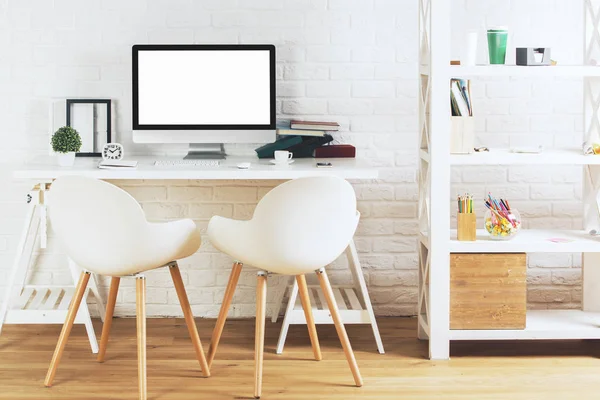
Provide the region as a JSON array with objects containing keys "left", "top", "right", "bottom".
[{"left": 184, "top": 143, "right": 226, "bottom": 160}]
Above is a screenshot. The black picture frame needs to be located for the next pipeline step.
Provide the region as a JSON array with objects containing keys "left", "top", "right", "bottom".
[
  {"left": 66, "top": 99, "right": 112, "bottom": 157},
  {"left": 131, "top": 44, "right": 276, "bottom": 131}
]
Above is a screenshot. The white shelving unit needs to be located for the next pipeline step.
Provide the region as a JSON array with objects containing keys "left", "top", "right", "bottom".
[{"left": 418, "top": 0, "right": 600, "bottom": 359}]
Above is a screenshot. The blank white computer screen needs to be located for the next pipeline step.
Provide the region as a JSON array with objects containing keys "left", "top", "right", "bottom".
[{"left": 137, "top": 50, "right": 272, "bottom": 126}]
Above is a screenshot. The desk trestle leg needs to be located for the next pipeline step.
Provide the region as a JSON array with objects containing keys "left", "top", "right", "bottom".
[
  {"left": 275, "top": 239, "right": 385, "bottom": 354},
  {"left": 0, "top": 191, "right": 38, "bottom": 334},
  {"left": 0, "top": 184, "right": 100, "bottom": 354}
]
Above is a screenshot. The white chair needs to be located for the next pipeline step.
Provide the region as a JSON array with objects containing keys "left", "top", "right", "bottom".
[
  {"left": 43, "top": 176, "right": 210, "bottom": 400},
  {"left": 207, "top": 176, "right": 363, "bottom": 399}
]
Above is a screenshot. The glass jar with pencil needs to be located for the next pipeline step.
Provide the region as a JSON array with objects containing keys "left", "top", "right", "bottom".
[{"left": 484, "top": 194, "right": 521, "bottom": 240}]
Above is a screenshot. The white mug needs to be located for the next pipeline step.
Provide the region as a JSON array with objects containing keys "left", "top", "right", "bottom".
[{"left": 274, "top": 150, "right": 293, "bottom": 163}]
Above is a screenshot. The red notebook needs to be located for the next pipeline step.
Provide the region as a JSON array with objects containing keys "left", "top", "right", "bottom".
[{"left": 314, "top": 145, "right": 356, "bottom": 158}]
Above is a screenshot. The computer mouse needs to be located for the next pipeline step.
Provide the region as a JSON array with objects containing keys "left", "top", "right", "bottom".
[{"left": 237, "top": 162, "right": 251, "bottom": 169}]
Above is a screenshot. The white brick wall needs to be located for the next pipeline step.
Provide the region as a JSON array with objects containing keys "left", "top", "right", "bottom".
[{"left": 0, "top": 0, "right": 584, "bottom": 318}]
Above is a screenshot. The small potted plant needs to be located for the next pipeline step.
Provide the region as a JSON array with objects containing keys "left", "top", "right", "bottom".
[{"left": 51, "top": 126, "right": 82, "bottom": 167}]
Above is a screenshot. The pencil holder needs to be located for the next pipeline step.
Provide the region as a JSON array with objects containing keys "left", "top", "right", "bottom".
[
  {"left": 450, "top": 117, "right": 474, "bottom": 154},
  {"left": 457, "top": 213, "right": 477, "bottom": 241}
]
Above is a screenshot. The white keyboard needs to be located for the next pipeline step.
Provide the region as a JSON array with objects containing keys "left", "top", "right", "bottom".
[{"left": 154, "top": 160, "right": 220, "bottom": 167}]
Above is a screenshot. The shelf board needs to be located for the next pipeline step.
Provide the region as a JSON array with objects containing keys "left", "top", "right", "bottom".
[
  {"left": 419, "top": 65, "right": 600, "bottom": 77},
  {"left": 448, "top": 148, "right": 600, "bottom": 166},
  {"left": 450, "top": 229, "right": 600, "bottom": 253},
  {"left": 420, "top": 64, "right": 600, "bottom": 77},
  {"left": 450, "top": 310, "right": 600, "bottom": 340}
]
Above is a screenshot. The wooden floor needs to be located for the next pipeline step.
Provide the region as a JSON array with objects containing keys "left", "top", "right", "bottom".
[{"left": 1, "top": 317, "right": 600, "bottom": 399}]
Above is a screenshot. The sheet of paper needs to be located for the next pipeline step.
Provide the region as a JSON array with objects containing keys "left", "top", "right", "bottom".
[
  {"left": 70, "top": 103, "right": 94, "bottom": 152},
  {"left": 95, "top": 103, "right": 109, "bottom": 149}
]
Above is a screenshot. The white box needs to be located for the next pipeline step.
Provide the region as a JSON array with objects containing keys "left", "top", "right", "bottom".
[{"left": 450, "top": 117, "right": 474, "bottom": 154}]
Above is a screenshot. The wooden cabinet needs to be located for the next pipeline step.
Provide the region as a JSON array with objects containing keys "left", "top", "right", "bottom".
[{"left": 450, "top": 253, "right": 526, "bottom": 330}]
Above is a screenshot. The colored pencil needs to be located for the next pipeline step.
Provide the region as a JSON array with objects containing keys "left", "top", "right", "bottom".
[{"left": 458, "top": 194, "right": 474, "bottom": 214}]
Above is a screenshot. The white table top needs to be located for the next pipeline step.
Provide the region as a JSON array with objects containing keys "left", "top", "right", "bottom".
[{"left": 13, "top": 156, "right": 378, "bottom": 181}]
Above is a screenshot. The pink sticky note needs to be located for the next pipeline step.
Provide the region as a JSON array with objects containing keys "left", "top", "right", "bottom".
[{"left": 548, "top": 238, "right": 574, "bottom": 243}]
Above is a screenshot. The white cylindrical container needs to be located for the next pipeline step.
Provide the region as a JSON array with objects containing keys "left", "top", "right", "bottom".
[{"left": 463, "top": 31, "right": 478, "bottom": 66}]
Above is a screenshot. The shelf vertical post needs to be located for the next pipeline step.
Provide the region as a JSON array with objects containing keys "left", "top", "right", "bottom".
[
  {"left": 583, "top": 0, "right": 600, "bottom": 312},
  {"left": 417, "top": 0, "right": 431, "bottom": 343},
  {"left": 419, "top": 0, "right": 452, "bottom": 360}
]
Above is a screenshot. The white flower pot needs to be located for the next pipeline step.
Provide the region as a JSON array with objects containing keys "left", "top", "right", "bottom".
[{"left": 57, "top": 152, "right": 76, "bottom": 167}]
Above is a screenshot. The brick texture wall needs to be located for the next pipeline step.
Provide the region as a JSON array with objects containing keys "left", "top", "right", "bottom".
[{"left": 0, "top": 0, "right": 583, "bottom": 318}]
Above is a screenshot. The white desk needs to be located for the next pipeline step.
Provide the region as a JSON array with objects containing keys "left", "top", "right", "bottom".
[
  {"left": 4, "top": 155, "right": 383, "bottom": 355},
  {"left": 14, "top": 156, "right": 378, "bottom": 181}
]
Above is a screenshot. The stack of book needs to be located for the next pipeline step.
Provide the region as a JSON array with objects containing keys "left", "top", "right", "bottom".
[
  {"left": 277, "top": 119, "right": 340, "bottom": 136},
  {"left": 451, "top": 78, "right": 473, "bottom": 117},
  {"left": 255, "top": 120, "right": 340, "bottom": 159}
]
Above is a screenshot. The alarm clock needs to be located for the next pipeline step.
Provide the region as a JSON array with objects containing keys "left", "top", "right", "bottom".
[{"left": 102, "top": 143, "right": 124, "bottom": 160}]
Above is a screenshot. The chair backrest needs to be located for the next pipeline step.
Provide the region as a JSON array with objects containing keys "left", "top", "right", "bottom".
[
  {"left": 251, "top": 176, "right": 359, "bottom": 269},
  {"left": 48, "top": 176, "right": 149, "bottom": 274}
]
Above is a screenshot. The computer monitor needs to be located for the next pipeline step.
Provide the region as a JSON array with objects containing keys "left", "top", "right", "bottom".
[{"left": 132, "top": 44, "right": 276, "bottom": 159}]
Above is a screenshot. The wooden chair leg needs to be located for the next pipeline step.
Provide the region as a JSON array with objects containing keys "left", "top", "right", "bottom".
[
  {"left": 136, "top": 276, "right": 147, "bottom": 400},
  {"left": 255, "top": 272, "right": 267, "bottom": 399},
  {"left": 44, "top": 271, "right": 91, "bottom": 387},
  {"left": 296, "top": 275, "right": 322, "bottom": 361},
  {"left": 97, "top": 276, "right": 120, "bottom": 363},
  {"left": 169, "top": 263, "right": 210, "bottom": 377},
  {"left": 207, "top": 262, "right": 243, "bottom": 367},
  {"left": 316, "top": 268, "right": 363, "bottom": 387}
]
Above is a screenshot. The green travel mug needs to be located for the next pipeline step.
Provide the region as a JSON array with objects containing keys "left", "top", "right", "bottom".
[{"left": 487, "top": 27, "right": 508, "bottom": 64}]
